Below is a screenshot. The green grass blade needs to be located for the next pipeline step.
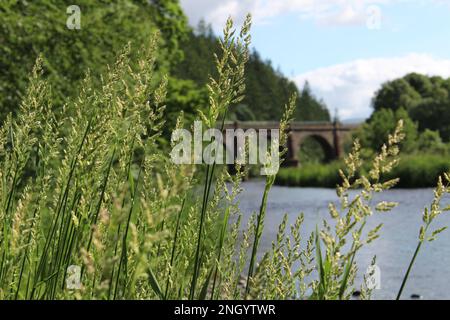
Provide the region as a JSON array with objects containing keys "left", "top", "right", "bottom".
[
  {"left": 397, "top": 240, "right": 423, "bottom": 300},
  {"left": 199, "top": 268, "right": 213, "bottom": 300},
  {"left": 148, "top": 266, "right": 164, "bottom": 299}
]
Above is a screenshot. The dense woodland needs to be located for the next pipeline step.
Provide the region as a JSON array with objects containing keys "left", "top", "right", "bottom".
[{"left": 0, "top": 1, "right": 330, "bottom": 128}]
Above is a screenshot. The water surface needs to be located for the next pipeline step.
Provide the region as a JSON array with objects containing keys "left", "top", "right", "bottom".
[{"left": 237, "top": 180, "right": 450, "bottom": 299}]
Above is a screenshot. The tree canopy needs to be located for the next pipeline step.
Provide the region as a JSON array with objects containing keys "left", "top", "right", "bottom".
[
  {"left": 0, "top": 0, "right": 188, "bottom": 121},
  {"left": 357, "top": 107, "right": 419, "bottom": 154},
  {"left": 372, "top": 73, "right": 450, "bottom": 141},
  {"left": 1, "top": 2, "right": 330, "bottom": 128}
]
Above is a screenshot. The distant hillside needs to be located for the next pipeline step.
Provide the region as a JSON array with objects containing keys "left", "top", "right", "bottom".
[
  {"left": 172, "top": 22, "right": 330, "bottom": 122},
  {"left": 341, "top": 118, "right": 366, "bottom": 125}
]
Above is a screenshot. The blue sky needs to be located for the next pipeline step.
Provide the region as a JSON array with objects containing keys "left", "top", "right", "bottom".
[{"left": 180, "top": 0, "right": 450, "bottom": 120}]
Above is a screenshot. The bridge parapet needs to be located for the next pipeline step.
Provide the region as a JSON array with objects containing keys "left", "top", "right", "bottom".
[{"left": 223, "top": 121, "right": 358, "bottom": 131}]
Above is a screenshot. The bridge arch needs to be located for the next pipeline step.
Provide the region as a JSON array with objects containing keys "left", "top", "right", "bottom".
[
  {"left": 288, "top": 130, "right": 338, "bottom": 166},
  {"left": 296, "top": 134, "right": 335, "bottom": 163}
]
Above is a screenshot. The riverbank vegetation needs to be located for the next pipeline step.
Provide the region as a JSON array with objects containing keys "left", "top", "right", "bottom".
[{"left": 277, "top": 154, "right": 450, "bottom": 188}]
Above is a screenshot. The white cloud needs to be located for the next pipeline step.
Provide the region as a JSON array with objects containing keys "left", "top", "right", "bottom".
[
  {"left": 181, "top": 0, "right": 449, "bottom": 31},
  {"left": 180, "top": 0, "right": 255, "bottom": 30},
  {"left": 180, "top": 0, "right": 395, "bottom": 30},
  {"left": 293, "top": 53, "right": 450, "bottom": 119}
]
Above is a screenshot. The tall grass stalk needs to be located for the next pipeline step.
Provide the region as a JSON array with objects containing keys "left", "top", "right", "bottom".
[
  {"left": 189, "top": 15, "right": 251, "bottom": 299},
  {"left": 396, "top": 175, "right": 449, "bottom": 299},
  {"left": 245, "top": 94, "right": 296, "bottom": 297}
]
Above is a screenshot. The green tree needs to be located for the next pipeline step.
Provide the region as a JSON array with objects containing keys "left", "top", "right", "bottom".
[
  {"left": 371, "top": 73, "right": 450, "bottom": 142},
  {"left": 0, "top": 0, "right": 188, "bottom": 121},
  {"left": 295, "top": 81, "right": 330, "bottom": 121},
  {"left": 164, "top": 77, "right": 208, "bottom": 136},
  {"left": 372, "top": 78, "right": 421, "bottom": 112},
  {"left": 150, "top": 0, "right": 188, "bottom": 62},
  {"left": 410, "top": 98, "right": 450, "bottom": 141},
  {"left": 228, "top": 104, "right": 256, "bottom": 121},
  {"left": 357, "top": 108, "right": 418, "bottom": 154},
  {"left": 403, "top": 73, "right": 434, "bottom": 97},
  {"left": 417, "top": 129, "right": 447, "bottom": 153},
  {"left": 172, "top": 20, "right": 218, "bottom": 85},
  {"left": 298, "top": 137, "right": 328, "bottom": 164}
]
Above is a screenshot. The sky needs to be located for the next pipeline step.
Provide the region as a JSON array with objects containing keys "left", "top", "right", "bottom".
[{"left": 179, "top": 0, "right": 450, "bottom": 120}]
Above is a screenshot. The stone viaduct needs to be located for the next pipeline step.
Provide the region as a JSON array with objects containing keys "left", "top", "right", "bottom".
[{"left": 222, "top": 121, "right": 359, "bottom": 166}]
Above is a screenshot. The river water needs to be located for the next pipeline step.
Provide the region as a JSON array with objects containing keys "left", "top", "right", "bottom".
[{"left": 237, "top": 180, "right": 450, "bottom": 300}]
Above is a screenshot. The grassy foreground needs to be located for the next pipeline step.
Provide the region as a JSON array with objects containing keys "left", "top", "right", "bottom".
[
  {"left": 0, "top": 16, "right": 449, "bottom": 300},
  {"left": 276, "top": 154, "right": 450, "bottom": 188}
]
